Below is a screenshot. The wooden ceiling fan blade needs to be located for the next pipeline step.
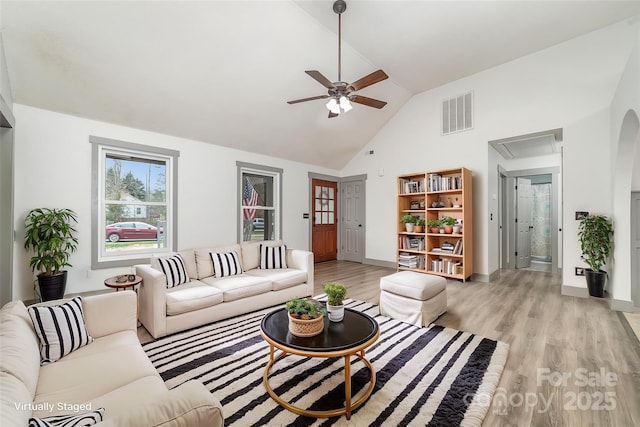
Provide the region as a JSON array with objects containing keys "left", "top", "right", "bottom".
[
  {"left": 287, "top": 95, "right": 329, "bottom": 104},
  {"left": 350, "top": 95, "right": 387, "bottom": 109},
  {"left": 348, "top": 69, "right": 388, "bottom": 91},
  {"left": 328, "top": 111, "right": 339, "bottom": 118},
  {"left": 305, "top": 70, "right": 336, "bottom": 89}
]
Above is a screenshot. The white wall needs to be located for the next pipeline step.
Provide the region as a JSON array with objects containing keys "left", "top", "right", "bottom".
[
  {"left": 341, "top": 20, "right": 637, "bottom": 281},
  {"left": 12, "top": 105, "right": 338, "bottom": 301},
  {"left": 609, "top": 21, "right": 640, "bottom": 305}
]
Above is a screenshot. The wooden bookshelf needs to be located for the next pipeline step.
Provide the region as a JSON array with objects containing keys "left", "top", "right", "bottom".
[{"left": 397, "top": 167, "right": 472, "bottom": 281}]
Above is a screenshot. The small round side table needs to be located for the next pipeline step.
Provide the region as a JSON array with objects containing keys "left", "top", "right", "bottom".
[{"left": 104, "top": 275, "right": 142, "bottom": 291}]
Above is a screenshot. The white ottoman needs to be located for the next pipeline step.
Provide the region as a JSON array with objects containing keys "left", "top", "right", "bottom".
[{"left": 379, "top": 271, "right": 447, "bottom": 327}]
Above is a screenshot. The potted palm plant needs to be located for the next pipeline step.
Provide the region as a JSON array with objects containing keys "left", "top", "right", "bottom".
[
  {"left": 323, "top": 282, "right": 347, "bottom": 322},
  {"left": 578, "top": 214, "right": 613, "bottom": 298},
  {"left": 24, "top": 208, "right": 78, "bottom": 301}
]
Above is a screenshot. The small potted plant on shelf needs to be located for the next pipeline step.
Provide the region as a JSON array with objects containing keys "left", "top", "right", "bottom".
[
  {"left": 323, "top": 282, "right": 347, "bottom": 322},
  {"left": 578, "top": 214, "right": 614, "bottom": 298},
  {"left": 414, "top": 218, "right": 425, "bottom": 233},
  {"left": 441, "top": 216, "right": 456, "bottom": 234},
  {"left": 400, "top": 214, "right": 418, "bottom": 232},
  {"left": 427, "top": 218, "right": 441, "bottom": 234},
  {"left": 285, "top": 298, "right": 326, "bottom": 337},
  {"left": 24, "top": 208, "right": 79, "bottom": 301}
]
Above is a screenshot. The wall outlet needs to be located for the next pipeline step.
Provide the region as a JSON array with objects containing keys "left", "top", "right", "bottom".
[{"left": 575, "top": 267, "right": 585, "bottom": 276}]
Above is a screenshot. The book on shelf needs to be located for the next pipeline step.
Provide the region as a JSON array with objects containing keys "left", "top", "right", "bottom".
[
  {"left": 431, "top": 241, "right": 455, "bottom": 254},
  {"left": 429, "top": 257, "right": 461, "bottom": 275},
  {"left": 399, "top": 178, "right": 426, "bottom": 194},
  {"left": 427, "top": 174, "right": 462, "bottom": 192},
  {"left": 453, "top": 239, "right": 463, "bottom": 255},
  {"left": 398, "top": 253, "right": 425, "bottom": 269},
  {"left": 398, "top": 236, "right": 425, "bottom": 250}
]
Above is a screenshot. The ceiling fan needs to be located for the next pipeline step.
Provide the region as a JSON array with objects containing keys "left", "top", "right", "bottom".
[{"left": 287, "top": 0, "right": 388, "bottom": 118}]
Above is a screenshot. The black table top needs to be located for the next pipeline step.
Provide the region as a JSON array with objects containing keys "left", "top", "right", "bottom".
[{"left": 261, "top": 307, "right": 379, "bottom": 352}]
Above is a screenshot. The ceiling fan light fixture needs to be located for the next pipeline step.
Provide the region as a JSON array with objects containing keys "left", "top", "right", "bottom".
[
  {"left": 339, "top": 96, "right": 352, "bottom": 112},
  {"left": 326, "top": 98, "right": 338, "bottom": 111}
]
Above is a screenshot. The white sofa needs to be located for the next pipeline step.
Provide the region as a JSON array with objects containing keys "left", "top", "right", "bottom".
[
  {"left": 135, "top": 240, "right": 314, "bottom": 338},
  {"left": 0, "top": 291, "right": 223, "bottom": 426}
]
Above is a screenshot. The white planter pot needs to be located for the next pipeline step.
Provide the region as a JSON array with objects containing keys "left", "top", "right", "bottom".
[
  {"left": 405, "top": 223, "right": 414, "bottom": 232},
  {"left": 326, "top": 303, "right": 345, "bottom": 322}
]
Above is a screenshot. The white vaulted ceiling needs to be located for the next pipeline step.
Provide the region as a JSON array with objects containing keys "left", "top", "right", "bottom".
[{"left": 2, "top": 1, "right": 639, "bottom": 169}]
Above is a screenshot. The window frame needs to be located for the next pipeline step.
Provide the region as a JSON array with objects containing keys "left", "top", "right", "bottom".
[
  {"left": 236, "top": 161, "right": 283, "bottom": 243},
  {"left": 90, "top": 136, "right": 179, "bottom": 269}
]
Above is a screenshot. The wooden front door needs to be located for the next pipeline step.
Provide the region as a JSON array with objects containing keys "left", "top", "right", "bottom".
[{"left": 312, "top": 179, "right": 338, "bottom": 263}]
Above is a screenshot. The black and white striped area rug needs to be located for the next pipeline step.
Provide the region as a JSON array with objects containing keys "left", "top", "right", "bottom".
[{"left": 142, "top": 298, "right": 508, "bottom": 426}]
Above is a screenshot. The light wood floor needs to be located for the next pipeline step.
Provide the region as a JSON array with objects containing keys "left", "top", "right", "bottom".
[
  {"left": 138, "top": 261, "right": 640, "bottom": 426},
  {"left": 314, "top": 261, "right": 640, "bottom": 427}
]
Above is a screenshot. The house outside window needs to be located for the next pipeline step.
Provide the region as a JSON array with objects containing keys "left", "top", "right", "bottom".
[
  {"left": 237, "top": 162, "right": 282, "bottom": 242},
  {"left": 91, "top": 136, "right": 179, "bottom": 269}
]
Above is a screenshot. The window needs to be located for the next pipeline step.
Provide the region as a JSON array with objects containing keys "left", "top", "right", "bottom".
[
  {"left": 237, "top": 162, "right": 282, "bottom": 242},
  {"left": 91, "top": 136, "right": 179, "bottom": 269}
]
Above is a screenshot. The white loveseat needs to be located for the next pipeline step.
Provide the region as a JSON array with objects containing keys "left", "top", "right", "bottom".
[
  {"left": 0, "top": 291, "right": 223, "bottom": 426},
  {"left": 135, "top": 240, "right": 314, "bottom": 338}
]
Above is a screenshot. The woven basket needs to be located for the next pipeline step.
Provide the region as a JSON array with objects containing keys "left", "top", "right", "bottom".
[{"left": 288, "top": 313, "right": 324, "bottom": 337}]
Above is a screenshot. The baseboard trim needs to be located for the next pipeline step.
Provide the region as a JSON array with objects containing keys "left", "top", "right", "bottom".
[
  {"left": 363, "top": 258, "right": 396, "bottom": 269},
  {"left": 561, "top": 285, "right": 590, "bottom": 298},
  {"left": 471, "top": 273, "right": 488, "bottom": 283},
  {"left": 610, "top": 298, "right": 635, "bottom": 312}
]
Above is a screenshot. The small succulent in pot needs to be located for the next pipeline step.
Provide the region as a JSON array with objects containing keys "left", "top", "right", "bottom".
[
  {"left": 323, "top": 282, "right": 347, "bottom": 306},
  {"left": 323, "top": 282, "right": 347, "bottom": 322},
  {"left": 286, "top": 298, "right": 325, "bottom": 320}
]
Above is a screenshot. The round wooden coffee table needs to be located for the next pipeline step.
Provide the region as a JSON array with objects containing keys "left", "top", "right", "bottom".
[{"left": 260, "top": 307, "right": 379, "bottom": 420}]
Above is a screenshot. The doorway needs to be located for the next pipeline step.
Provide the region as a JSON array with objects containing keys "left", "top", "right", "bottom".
[
  {"left": 340, "top": 176, "right": 365, "bottom": 263},
  {"left": 311, "top": 178, "right": 338, "bottom": 263},
  {"left": 499, "top": 168, "right": 561, "bottom": 273}
]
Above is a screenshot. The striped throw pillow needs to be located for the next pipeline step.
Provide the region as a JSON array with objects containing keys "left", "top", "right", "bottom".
[
  {"left": 28, "top": 296, "right": 94, "bottom": 365},
  {"left": 158, "top": 254, "right": 190, "bottom": 288},
  {"left": 260, "top": 244, "right": 288, "bottom": 269},
  {"left": 28, "top": 408, "right": 105, "bottom": 426},
  {"left": 210, "top": 251, "right": 243, "bottom": 277}
]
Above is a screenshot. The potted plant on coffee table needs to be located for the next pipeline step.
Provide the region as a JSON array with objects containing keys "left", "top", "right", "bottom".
[
  {"left": 24, "top": 208, "right": 78, "bottom": 301},
  {"left": 286, "top": 298, "right": 325, "bottom": 337},
  {"left": 323, "top": 282, "right": 347, "bottom": 322},
  {"left": 401, "top": 214, "right": 418, "bottom": 232},
  {"left": 578, "top": 214, "right": 613, "bottom": 298}
]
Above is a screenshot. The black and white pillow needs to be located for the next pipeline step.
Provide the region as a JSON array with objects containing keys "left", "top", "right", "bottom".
[
  {"left": 158, "top": 254, "right": 190, "bottom": 288},
  {"left": 210, "top": 251, "right": 243, "bottom": 277},
  {"left": 260, "top": 244, "right": 288, "bottom": 269},
  {"left": 29, "top": 408, "right": 105, "bottom": 427},
  {"left": 28, "top": 296, "right": 94, "bottom": 365}
]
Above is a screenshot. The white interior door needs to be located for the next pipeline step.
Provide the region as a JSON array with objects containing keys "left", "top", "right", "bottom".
[
  {"left": 516, "top": 177, "right": 532, "bottom": 269},
  {"left": 341, "top": 179, "right": 365, "bottom": 263}
]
